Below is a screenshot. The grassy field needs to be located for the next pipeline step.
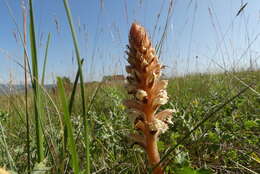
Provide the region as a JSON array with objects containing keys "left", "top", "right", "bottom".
[
  {"left": 0, "top": 69, "right": 259, "bottom": 174},
  {"left": 0, "top": 0, "right": 260, "bottom": 173}
]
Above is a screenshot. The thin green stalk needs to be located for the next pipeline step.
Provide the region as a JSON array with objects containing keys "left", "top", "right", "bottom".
[
  {"left": 22, "top": 3, "right": 30, "bottom": 173},
  {"left": 69, "top": 59, "right": 84, "bottom": 114},
  {"left": 155, "top": 0, "right": 174, "bottom": 59},
  {"left": 57, "top": 77, "right": 80, "bottom": 174},
  {"left": 29, "top": 0, "right": 44, "bottom": 162},
  {"left": 4, "top": 0, "right": 34, "bottom": 84},
  {"left": 42, "top": 32, "right": 51, "bottom": 85},
  {"left": 63, "top": 59, "right": 84, "bottom": 153},
  {"left": 0, "top": 121, "right": 16, "bottom": 170},
  {"left": 63, "top": 1, "right": 90, "bottom": 173}
]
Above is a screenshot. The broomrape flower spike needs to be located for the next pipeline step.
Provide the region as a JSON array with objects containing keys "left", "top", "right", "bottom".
[{"left": 124, "top": 23, "right": 174, "bottom": 174}]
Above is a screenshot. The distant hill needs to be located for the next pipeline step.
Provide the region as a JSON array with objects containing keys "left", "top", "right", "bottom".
[{"left": 0, "top": 84, "right": 55, "bottom": 94}]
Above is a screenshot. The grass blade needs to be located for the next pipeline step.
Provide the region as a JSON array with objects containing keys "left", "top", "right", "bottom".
[
  {"left": 63, "top": 1, "right": 90, "bottom": 173},
  {"left": 23, "top": 4, "right": 31, "bottom": 172},
  {"left": 29, "top": 0, "right": 44, "bottom": 162},
  {"left": 63, "top": 59, "right": 83, "bottom": 165},
  {"left": 0, "top": 121, "right": 16, "bottom": 170},
  {"left": 69, "top": 59, "right": 84, "bottom": 114},
  {"left": 41, "top": 32, "right": 51, "bottom": 85},
  {"left": 57, "top": 77, "right": 80, "bottom": 174}
]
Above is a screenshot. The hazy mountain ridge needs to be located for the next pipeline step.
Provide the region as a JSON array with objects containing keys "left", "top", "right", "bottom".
[{"left": 0, "top": 84, "right": 55, "bottom": 94}]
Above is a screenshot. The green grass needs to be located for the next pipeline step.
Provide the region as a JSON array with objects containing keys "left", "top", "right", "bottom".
[
  {"left": 57, "top": 77, "right": 80, "bottom": 174},
  {"left": 29, "top": 0, "right": 44, "bottom": 163},
  {"left": 0, "top": 1, "right": 259, "bottom": 173},
  {"left": 63, "top": 1, "right": 90, "bottom": 173},
  {"left": 0, "top": 70, "right": 259, "bottom": 173}
]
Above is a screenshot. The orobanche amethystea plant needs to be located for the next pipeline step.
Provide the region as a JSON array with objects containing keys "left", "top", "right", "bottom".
[{"left": 124, "top": 23, "right": 174, "bottom": 174}]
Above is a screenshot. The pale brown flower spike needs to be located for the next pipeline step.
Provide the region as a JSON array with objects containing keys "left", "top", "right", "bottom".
[{"left": 124, "top": 23, "right": 174, "bottom": 174}]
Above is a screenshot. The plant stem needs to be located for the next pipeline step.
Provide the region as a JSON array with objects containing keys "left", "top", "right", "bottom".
[
  {"left": 23, "top": 2, "right": 30, "bottom": 173},
  {"left": 29, "top": 0, "right": 44, "bottom": 162},
  {"left": 145, "top": 113, "right": 163, "bottom": 174}
]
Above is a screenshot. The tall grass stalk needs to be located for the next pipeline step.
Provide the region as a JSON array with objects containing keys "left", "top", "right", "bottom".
[
  {"left": 29, "top": 0, "right": 44, "bottom": 162},
  {"left": 41, "top": 32, "right": 51, "bottom": 85},
  {"left": 64, "top": 59, "right": 84, "bottom": 172},
  {"left": 155, "top": 0, "right": 174, "bottom": 59},
  {"left": 69, "top": 59, "right": 84, "bottom": 114},
  {"left": 57, "top": 77, "right": 80, "bottom": 174},
  {"left": 63, "top": 0, "right": 90, "bottom": 173},
  {"left": 22, "top": 2, "right": 30, "bottom": 172}
]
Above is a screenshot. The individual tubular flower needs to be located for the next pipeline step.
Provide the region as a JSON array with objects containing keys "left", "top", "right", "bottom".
[{"left": 124, "top": 23, "right": 174, "bottom": 174}]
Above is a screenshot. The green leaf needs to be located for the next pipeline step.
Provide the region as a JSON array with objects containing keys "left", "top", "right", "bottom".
[
  {"left": 41, "top": 32, "right": 51, "bottom": 85},
  {"left": 208, "top": 131, "right": 219, "bottom": 143},
  {"left": 175, "top": 151, "right": 189, "bottom": 165},
  {"left": 175, "top": 167, "right": 197, "bottom": 174},
  {"left": 244, "top": 120, "right": 257, "bottom": 130},
  {"left": 63, "top": 1, "right": 90, "bottom": 173},
  {"left": 251, "top": 152, "right": 260, "bottom": 164},
  {"left": 57, "top": 77, "right": 80, "bottom": 174},
  {"left": 175, "top": 167, "right": 212, "bottom": 174},
  {"left": 157, "top": 141, "right": 165, "bottom": 151},
  {"left": 29, "top": 0, "right": 44, "bottom": 162},
  {"left": 197, "top": 168, "right": 212, "bottom": 174},
  {"left": 31, "top": 159, "right": 50, "bottom": 174}
]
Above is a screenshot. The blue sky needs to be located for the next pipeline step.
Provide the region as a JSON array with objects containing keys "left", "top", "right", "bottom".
[{"left": 0, "top": 0, "right": 260, "bottom": 84}]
